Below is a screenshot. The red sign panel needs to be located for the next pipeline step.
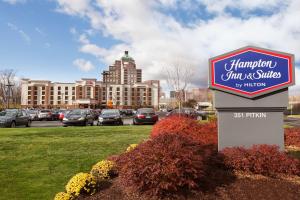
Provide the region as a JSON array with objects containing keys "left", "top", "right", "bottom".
[{"left": 209, "top": 46, "right": 295, "bottom": 98}]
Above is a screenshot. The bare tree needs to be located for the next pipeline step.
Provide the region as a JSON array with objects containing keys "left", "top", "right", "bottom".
[
  {"left": 0, "top": 69, "right": 21, "bottom": 109},
  {"left": 165, "top": 62, "right": 194, "bottom": 111}
]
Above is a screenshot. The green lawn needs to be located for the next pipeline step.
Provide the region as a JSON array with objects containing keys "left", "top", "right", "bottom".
[{"left": 0, "top": 126, "right": 152, "bottom": 200}]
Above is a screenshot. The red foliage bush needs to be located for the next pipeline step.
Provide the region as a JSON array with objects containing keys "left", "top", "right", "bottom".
[
  {"left": 221, "top": 144, "right": 300, "bottom": 176},
  {"left": 117, "top": 133, "right": 217, "bottom": 199},
  {"left": 151, "top": 116, "right": 217, "bottom": 145},
  {"left": 285, "top": 128, "right": 300, "bottom": 147}
]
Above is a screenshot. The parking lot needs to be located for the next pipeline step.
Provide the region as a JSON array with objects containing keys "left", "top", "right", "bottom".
[
  {"left": 28, "top": 116, "right": 300, "bottom": 128},
  {"left": 31, "top": 117, "right": 135, "bottom": 127}
]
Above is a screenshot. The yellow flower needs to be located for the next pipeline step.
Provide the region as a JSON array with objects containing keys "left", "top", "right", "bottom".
[
  {"left": 126, "top": 144, "right": 138, "bottom": 152},
  {"left": 65, "top": 173, "right": 96, "bottom": 196},
  {"left": 90, "top": 160, "right": 115, "bottom": 180},
  {"left": 54, "top": 192, "right": 72, "bottom": 200}
]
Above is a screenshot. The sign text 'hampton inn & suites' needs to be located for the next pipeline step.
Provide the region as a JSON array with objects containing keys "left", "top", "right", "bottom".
[{"left": 209, "top": 46, "right": 295, "bottom": 150}]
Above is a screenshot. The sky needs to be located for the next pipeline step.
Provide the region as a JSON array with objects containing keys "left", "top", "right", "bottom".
[{"left": 0, "top": 0, "right": 299, "bottom": 94}]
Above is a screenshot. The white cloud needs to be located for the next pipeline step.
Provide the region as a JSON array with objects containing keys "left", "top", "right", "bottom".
[
  {"left": 56, "top": 0, "right": 300, "bottom": 93},
  {"left": 35, "top": 27, "right": 46, "bottom": 36},
  {"left": 73, "top": 58, "right": 95, "bottom": 72},
  {"left": 70, "top": 27, "right": 77, "bottom": 35},
  {"left": 2, "top": 0, "right": 26, "bottom": 5},
  {"left": 290, "top": 67, "right": 300, "bottom": 95},
  {"left": 7, "top": 22, "right": 31, "bottom": 44},
  {"left": 55, "top": 0, "right": 92, "bottom": 16}
]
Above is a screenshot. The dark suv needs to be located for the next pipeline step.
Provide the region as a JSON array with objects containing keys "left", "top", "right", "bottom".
[
  {"left": 0, "top": 109, "right": 31, "bottom": 128},
  {"left": 97, "top": 109, "right": 123, "bottom": 125},
  {"left": 62, "top": 109, "right": 94, "bottom": 127}
]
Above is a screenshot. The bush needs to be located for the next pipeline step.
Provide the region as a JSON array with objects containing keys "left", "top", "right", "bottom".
[
  {"left": 117, "top": 133, "right": 217, "bottom": 199},
  {"left": 54, "top": 192, "right": 73, "bottom": 200},
  {"left": 151, "top": 116, "right": 217, "bottom": 145},
  {"left": 221, "top": 145, "right": 300, "bottom": 176},
  {"left": 285, "top": 128, "right": 300, "bottom": 147},
  {"left": 90, "top": 160, "right": 116, "bottom": 181},
  {"left": 65, "top": 173, "right": 97, "bottom": 197},
  {"left": 126, "top": 144, "right": 138, "bottom": 152}
]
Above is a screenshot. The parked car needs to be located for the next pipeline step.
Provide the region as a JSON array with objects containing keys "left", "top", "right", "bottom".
[
  {"left": 58, "top": 110, "right": 70, "bottom": 121},
  {"left": 125, "top": 109, "right": 134, "bottom": 116},
  {"left": 62, "top": 109, "right": 94, "bottom": 127},
  {"left": 51, "top": 110, "right": 60, "bottom": 121},
  {"left": 0, "top": 109, "right": 31, "bottom": 128},
  {"left": 27, "top": 109, "right": 39, "bottom": 121},
  {"left": 98, "top": 109, "right": 123, "bottom": 125},
  {"left": 133, "top": 108, "right": 158, "bottom": 125},
  {"left": 166, "top": 107, "right": 207, "bottom": 120},
  {"left": 38, "top": 109, "right": 52, "bottom": 121}
]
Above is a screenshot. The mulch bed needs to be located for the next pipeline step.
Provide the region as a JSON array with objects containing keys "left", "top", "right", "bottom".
[{"left": 78, "top": 172, "right": 300, "bottom": 200}]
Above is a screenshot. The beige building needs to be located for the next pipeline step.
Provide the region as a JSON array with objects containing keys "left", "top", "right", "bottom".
[{"left": 21, "top": 51, "right": 160, "bottom": 109}]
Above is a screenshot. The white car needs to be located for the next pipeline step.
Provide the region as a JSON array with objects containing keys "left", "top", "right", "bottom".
[{"left": 38, "top": 110, "right": 52, "bottom": 121}]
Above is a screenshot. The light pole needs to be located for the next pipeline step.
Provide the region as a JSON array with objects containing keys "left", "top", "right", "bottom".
[
  {"left": 102, "top": 71, "right": 109, "bottom": 108},
  {"left": 5, "top": 82, "right": 14, "bottom": 109}
]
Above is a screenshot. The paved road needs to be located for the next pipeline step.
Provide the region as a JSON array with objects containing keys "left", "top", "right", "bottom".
[
  {"left": 284, "top": 117, "right": 300, "bottom": 127},
  {"left": 31, "top": 118, "right": 134, "bottom": 127},
  {"left": 27, "top": 116, "right": 300, "bottom": 128}
]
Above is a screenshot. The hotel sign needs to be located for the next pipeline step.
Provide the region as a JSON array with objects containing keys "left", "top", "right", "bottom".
[{"left": 209, "top": 46, "right": 295, "bottom": 98}]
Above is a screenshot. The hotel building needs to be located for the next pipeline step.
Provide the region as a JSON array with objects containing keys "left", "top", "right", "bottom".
[{"left": 21, "top": 51, "right": 160, "bottom": 109}]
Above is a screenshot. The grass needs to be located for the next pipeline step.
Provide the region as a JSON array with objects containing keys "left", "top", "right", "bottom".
[{"left": 0, "top": 126, "right": 152, "bottom": 200}]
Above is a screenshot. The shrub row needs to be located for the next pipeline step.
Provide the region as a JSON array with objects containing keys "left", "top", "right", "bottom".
[
  {"left": 285, "top": 127, "right": 300, "bottom": 147},
  {"left": 151, "top": 115, "right": 218, "bottom": 145},
  {"left": 116, "top": 134, "right": 218, "bottom": 199},
  {"left": 55, "top": 116, "right": 300, "bottom": 200},
  {"left": 221, "top": 145, "right": 300, "bottom": 176}
]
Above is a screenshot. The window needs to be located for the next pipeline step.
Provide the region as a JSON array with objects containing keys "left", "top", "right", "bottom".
[{"left": 58, "top": 86, "right": 61, "bottom": 90}]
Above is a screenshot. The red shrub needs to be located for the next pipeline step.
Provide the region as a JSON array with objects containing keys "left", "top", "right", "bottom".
[
  {"left": 117, "top": 134, "right": 217, "bottom": 199},
  {"left": 151, "top": 115, "right": 200, "bottom": 137},
  {"left": 221, "top": 145, "right": 300, "bottom": 176},
  {"left": 285, "top": 128, "right": 300, "bottom": 147},
  {"left": 151, "top": 116, "right": 217, "bottom": 145}
]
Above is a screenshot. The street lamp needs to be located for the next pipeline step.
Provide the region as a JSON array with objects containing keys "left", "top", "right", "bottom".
[
  {"left": 5, "top": 82, "right": 14, "bottom": 109},
  {"left": 102, "top": 71, "right": 109, "bottom": 108}
]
